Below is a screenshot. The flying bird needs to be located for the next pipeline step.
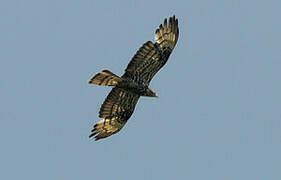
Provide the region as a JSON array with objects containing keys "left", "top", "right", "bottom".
[{"left": 88, "top": 16, "right": 179, "bottom": 141}]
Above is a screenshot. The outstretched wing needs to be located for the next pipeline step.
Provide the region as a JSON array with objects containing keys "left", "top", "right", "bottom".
[
  {"left": 122, "top": 15, "right": 179, "bottom": 85},
  {"left": 89, "top": 87, "right": 140, "bottom": 141}
]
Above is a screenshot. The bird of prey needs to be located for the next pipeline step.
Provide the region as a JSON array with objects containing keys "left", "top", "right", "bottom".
[{"left": 88, "top": 16, "right": 179, "bottom": 141}]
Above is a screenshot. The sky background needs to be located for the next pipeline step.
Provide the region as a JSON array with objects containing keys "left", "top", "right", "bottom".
[{"left": 1, "top": 0, "right": 281, "bottom": 179}]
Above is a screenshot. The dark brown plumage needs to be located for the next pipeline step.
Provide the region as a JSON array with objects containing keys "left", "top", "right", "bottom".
[{"left": 88, "top": 16, "right": 179, "bottom": 141}]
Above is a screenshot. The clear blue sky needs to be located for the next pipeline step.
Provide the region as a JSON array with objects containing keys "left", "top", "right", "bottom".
[{"left": 1, "top": 0, "right": 281, "bottom": 179}]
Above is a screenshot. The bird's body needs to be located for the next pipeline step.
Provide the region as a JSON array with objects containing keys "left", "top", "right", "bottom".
[
  {"left": 117, "top": 80, "right": 156, "bottom": 97},
  {"left": 88, "top": 16, "right": 179, "bottom": 140}
]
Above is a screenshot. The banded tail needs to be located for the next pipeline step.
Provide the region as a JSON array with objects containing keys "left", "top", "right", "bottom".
[{"left": 88, "top": 70, "right": 122, "bottom": 86}]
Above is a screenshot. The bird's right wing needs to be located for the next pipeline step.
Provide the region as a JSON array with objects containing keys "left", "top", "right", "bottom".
[{"left": 89, "top": 87, "right": 140, "bottom": 141}]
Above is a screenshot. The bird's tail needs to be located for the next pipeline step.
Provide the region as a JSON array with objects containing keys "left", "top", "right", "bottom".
[{"left": 88, "top": 70, "right": 122, "bottom": 86}]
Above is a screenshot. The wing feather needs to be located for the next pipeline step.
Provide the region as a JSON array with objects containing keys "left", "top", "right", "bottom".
[
  {"left": 89, "top": 87, "right": 140, "bottom": 141},
  {"left": 123, "top": 16, "right": 179, "bottom": 84}
]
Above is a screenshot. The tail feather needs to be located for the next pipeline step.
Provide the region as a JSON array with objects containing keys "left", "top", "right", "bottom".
[{"left": 88, "top": 70, "right": 122, "bottom": 86}]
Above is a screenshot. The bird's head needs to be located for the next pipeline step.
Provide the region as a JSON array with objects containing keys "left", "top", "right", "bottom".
[{"left": 145, "top": 87, "right": 158, "bottom": 97}]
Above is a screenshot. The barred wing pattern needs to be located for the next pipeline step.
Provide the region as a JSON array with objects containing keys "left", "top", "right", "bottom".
[
  {"left": 122, "top": 16, "right": 179, "bottom": 85},
  {"left": 89, "top": 87, "right": 140, "bottom": 140},
  {"left": 89, "top": 16, "right": 179, "bottom": 141}
]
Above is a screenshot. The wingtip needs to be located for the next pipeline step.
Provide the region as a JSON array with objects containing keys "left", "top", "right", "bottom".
[
  {"left": 89, "top": 133, "right": 101, "bottom": 141},
  {"left": 155, "top": 15, "right": 179, "bottom": 47},
  {"left": 89, "top": 130, "right": 100, "bottom": 140},
  {"left": 164, "top": 18, "right": 167, "bottom": 26}
]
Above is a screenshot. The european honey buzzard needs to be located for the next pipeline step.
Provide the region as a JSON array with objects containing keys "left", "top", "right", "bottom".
[{"left": 88, "top": 16, "right": 179, "bottom": 140}]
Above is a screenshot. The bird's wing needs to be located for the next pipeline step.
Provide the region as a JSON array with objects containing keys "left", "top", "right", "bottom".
[
  {"left": 89, "top": 87, "right": 140, "bottom": 141},
  {"left": 122, "top": 16, "right": 179, "bottom": 85}
]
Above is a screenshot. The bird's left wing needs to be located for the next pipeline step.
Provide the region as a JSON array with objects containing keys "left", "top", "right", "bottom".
[
  {"left": 122, "top": 16, "right": 179, "bottom": 85},
  {"left": 89, "top": 87, "right": 140, "bottom": 141}
]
